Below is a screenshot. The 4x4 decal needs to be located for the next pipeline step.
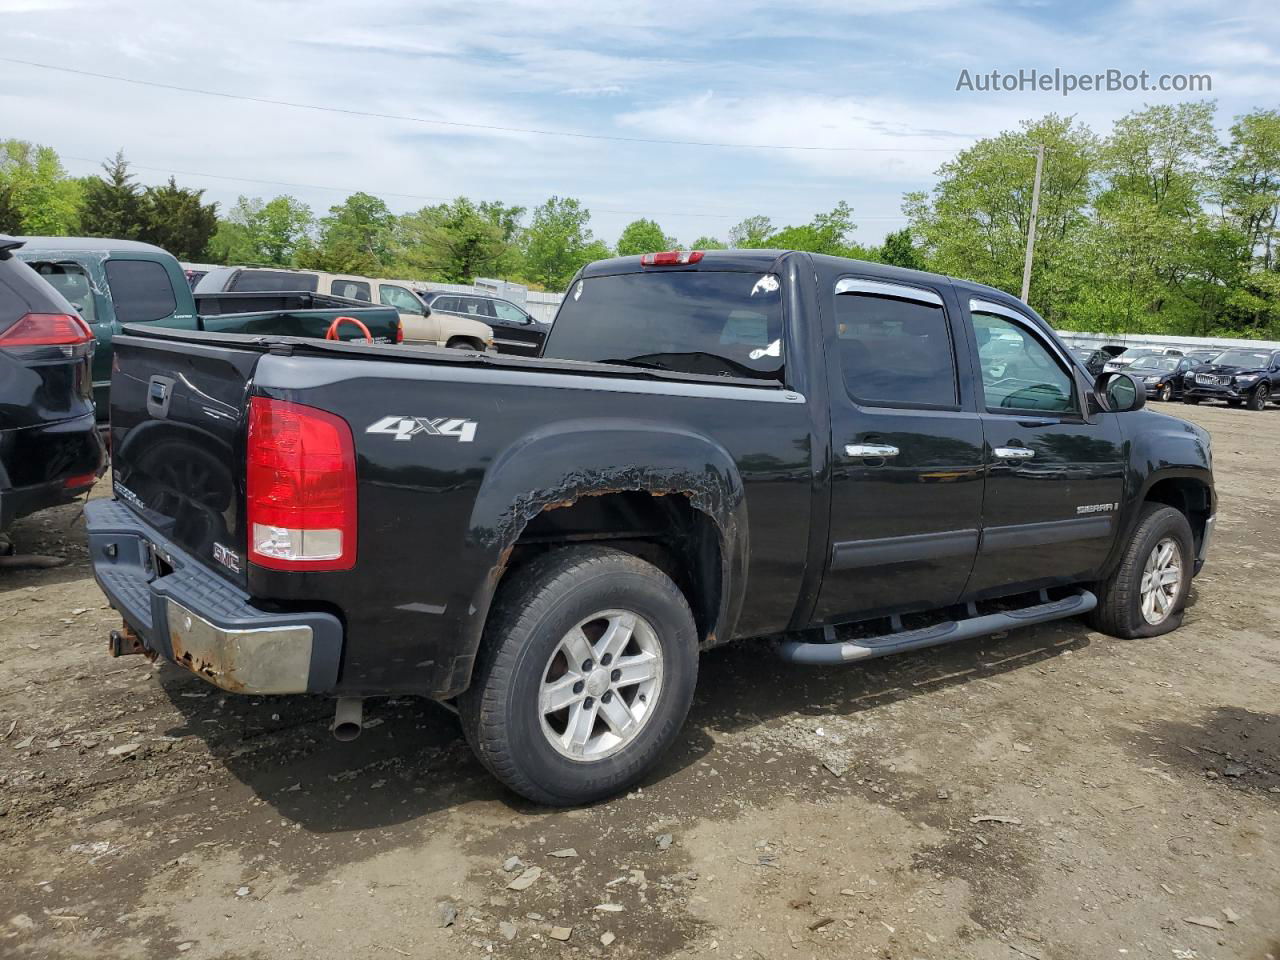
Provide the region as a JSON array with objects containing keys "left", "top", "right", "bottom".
[{"left": 366, "top": 415, "right": 478, "bottom": 443}]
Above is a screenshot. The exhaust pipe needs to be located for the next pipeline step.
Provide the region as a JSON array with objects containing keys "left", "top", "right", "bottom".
[{"left": 331, "top": 698, "right": 364, "bottom": 742}]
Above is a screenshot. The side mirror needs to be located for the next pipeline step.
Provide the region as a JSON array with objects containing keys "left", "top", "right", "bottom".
[
  {"left": 1095, "top": 372, "right": 1146, "bottom": 412},
  {"left": 421, "top": 303, "right": 432, "bottom": 317}
]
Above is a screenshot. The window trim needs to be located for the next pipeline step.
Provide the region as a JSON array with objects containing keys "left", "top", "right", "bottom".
[
  {"left": 836, "top": 277, "right": 944, "bottom": 307},
  {"left": 968, "top": 299, "right": 1081, "bottom": 418},
  {"left": 833, "top": 278, "right": 961, "bottom": 412}
]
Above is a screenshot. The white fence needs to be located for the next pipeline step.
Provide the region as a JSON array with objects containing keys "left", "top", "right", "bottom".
[{"left": 1057, "top": 330, "right": 1280, "bottom": 354}]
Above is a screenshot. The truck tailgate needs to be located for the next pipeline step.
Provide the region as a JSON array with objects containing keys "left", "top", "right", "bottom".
[{"left": 108, "top": 332, "right": 259, "bottom": 589}]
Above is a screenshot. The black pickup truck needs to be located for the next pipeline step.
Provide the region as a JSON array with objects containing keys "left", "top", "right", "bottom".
[{"left": 85, "top": 250, "right": 1215, "bottom": 805}]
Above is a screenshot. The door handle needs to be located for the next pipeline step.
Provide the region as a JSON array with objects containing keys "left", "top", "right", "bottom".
[
  {"left": 845, "top": 443, "right": 900, "bottom": 458},
  {"left": 993, "top": 446, "right": 1036, "bottom": 460}
]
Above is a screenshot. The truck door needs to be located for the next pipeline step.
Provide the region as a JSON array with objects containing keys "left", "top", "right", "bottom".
[
  {"left": 963, "top": 299, "right": 1125, "bottom": 594},
  {"left": 814, "top": 277, "right": 985, "bottom": 624}
]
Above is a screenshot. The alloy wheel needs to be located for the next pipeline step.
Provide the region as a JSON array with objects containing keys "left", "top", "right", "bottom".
[{"left": 538, "top": 609, "right": 664, "bottom": 761}]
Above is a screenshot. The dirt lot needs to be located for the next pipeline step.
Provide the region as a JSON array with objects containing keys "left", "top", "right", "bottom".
[{"left": 1, "top": 401, "right": 1277, "bottom": 960}]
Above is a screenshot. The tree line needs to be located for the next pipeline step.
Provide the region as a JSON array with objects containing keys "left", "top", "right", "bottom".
[{"left": 1, "top": 98, "right": 1277, "bottom": 337}]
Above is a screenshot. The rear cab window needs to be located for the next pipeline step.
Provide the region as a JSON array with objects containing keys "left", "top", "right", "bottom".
[
  {"left": 332, "top": 279, "right": 371, "bottom": 301},
  {"left": 545, "top": 270, "right": 785, "bottom": 382},
  {"left": 104, "top": 259, "right": 176, "bottom": 324},
  {"left": 29, "top": 260, "right": 98, "bottom": 324},
  {"left": 230, "top": 270, "right": 319, "bottom": 293}
]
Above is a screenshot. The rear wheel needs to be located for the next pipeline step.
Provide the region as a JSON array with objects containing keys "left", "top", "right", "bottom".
[
  {"left": 1247, "top": 383, "right": 1270, "bottom": 411},
  {"left": 459, "top": 547, "right": 698, "bottom": 806},
  {"left": 1088, "top": 503, "right": 1193, "bottom": 639}
]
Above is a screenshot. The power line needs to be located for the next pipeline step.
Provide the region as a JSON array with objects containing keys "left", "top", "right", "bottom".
[
  {"left": 3, "top": 56, "right": 960, "bottom": 155},
  {"left": 57, "top": 153, "right": 912, "bottom": 222}
]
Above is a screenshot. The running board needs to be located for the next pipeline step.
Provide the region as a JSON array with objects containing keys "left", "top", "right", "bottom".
[{"left": 774, "top": 590, "right": 1096, "bottom": 665}]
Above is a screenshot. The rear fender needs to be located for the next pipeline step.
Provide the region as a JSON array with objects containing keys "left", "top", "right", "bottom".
[{"left": 456, "top": 418, "right": 747, "bottom": 686}]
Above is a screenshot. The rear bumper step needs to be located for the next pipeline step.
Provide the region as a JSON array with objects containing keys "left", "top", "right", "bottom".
[
  {"left": 85, "top": 498, "right": 343, "bottom": 694},
  {"left": 774, "top": 590, "right": 1096, "bottom": 665}
]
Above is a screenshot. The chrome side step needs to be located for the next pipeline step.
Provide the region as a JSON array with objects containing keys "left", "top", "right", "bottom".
[{"left": 774, "top": 590, "right": 1096, "bottom": 665}]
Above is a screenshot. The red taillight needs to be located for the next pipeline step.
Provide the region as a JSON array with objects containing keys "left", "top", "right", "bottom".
[
  {"left": 0, "top": 312, "right": 93, "bottom": 348},
  {"left": 640, "top": 250, "right": 703, "bottom": 266},
  {"left": 246, "top": 397, "right": 357, "bottom": 571},
  {"left": 395, "top": 322, "right": 404, "bottom": 344}
]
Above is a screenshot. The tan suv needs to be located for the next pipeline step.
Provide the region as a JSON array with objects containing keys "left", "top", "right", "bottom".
[{"left": 195, "top": 267, "right": 494, "bottom": 350}]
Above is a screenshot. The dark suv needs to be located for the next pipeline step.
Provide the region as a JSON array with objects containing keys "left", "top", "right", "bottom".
[
  {"left": 0, "top": 237, "right": 105, "bottom": 536},
  {"left": 1182, "top": 347, "right": 1280, "bottom": 410},
  {"left": 418, "top": 290, "right": 548, "bottom": 355}
]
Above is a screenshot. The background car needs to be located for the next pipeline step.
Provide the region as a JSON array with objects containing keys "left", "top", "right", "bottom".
[
  {"left": 0, "top": 236, "right": 104, "bottom": 539},
  {"left": 1183, "top": 346, "right": 1280, "bottom": 410},
  {"left": 197, "top": 267, "right": 494, "bottom": 351},
  {"left": 1070, "top": 344, "right": 1126, "bottom": 376},
  {"left": 1102, "top": 346, "right": 1185, "bottom": 373},
  {"left": 1126, "top": 354, "right": 1197, "bottom": 401},
  {"left": 419, "top": 289, "right": 548, "bottom": 356}
]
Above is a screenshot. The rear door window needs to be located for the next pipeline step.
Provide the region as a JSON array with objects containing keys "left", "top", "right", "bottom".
[
  {"left": 229, "top": 270, "right": 318, "bottom": 293},
  {"left": 332, "top": 279, "right": 371, "bottom": 301},
  {"left": 459, "top": 297, "right": 497, "bottom": 318},
  {"left": 104, "top": 259, "right": 176, "bottom": 324},
  {"left": 545, "top": 271, "right": 785, "bottom": 382},
  {"left": 833, "top": 281, "right": 957, "bottom": 408}
]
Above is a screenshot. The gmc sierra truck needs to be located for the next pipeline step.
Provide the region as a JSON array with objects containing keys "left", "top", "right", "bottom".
[{"left": 85, "top": 250, "right": 1215, "bottom": 805}]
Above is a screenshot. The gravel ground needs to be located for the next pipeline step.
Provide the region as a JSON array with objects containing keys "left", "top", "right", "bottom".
[{"left": 1, "top": 400, "right": 1277, "bottom": 960}]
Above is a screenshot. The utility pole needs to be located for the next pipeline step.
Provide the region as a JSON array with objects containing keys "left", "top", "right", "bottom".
[{"left": 1020, "top": 143, "right": 1045, "bottom": 304}]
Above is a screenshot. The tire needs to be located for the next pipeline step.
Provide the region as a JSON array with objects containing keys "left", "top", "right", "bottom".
[
  {"left": 459, "top": 546, "right": 699, "bottom": 806},
  {"left": 1182, "top": 396, "right": 1200, "bottom": 405},
  {"left": 1088, "top": 503, "right": 1194, "bottom": 639},
  {"left": 1158, "top": 384, "right": 1172, "bottom": 402},
  {"left": 1247, "top": 383, "right": 1270, "bottom": 411},
  {"left": 446, "top": 337, "right": 483, "bottom": 351}
]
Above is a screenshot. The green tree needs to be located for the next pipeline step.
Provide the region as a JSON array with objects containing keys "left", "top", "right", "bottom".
[
  {"left": 300, "top": 192, "right": 394, "bottom": 274},
  {"left": 905, "top": 114, "right": 1098, "bottom": 322},
  {"left": 1084, "top": 102, "right": 1222, "bottom": 333},
  {"left": 394, "top": 197, "right": 521, "bottom": 282},
  {"left": 1219, "top": 108, "right": 1280, "bottom": 271},
  {"left": 770, "top": 201, "right": 857, "bottom": 255},
  {"left": 690, "top": 235, "right": 727, "bottom": 250},
  {"left": 727, "top": 215, "right": 774, "bottom": 248},
  {"left": 877, "top": 228, "right": 925, "bottom": 269},
  {"left": 79, "top": 150, "right": 145, "bottom": 239},
  {"left": 137, "top": 177, "right": 218, "bottom": 259},
  {"left": 255, "top": 195, "right": 314, "bottom": 265},
  {"left": 0, "top": 139, "right": 82, "bottom": 234},
  {"left": 522, "top": 196, "right": 607, "bottom": 289},
  {"left": 615, "top": 218, "right": 675, "bottom": 256}
]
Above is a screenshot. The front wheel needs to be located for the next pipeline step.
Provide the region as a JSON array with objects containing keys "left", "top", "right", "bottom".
[
  {"left": 1158, "top": 383, "right": 1172, "bottom": 402},
  {"left": 459, "top": 547, "right": 698, "bottom": 806},
  {"left": 1247, "top": 384, "right": 1270, "bottom": 411},
  {"left": 1182, "top": 396, "right": 1200, "bottom": 405},
  {"left": 1088, "top": 503, "right": 1193, "bottom": 639}
]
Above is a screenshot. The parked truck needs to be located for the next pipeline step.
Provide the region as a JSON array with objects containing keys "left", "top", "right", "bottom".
[
  {"left": 14, "top": 238, "right": 402, "bottom": 416},
  {"left": 85, "top": 249, "right": 1215, "bottom": 805}
]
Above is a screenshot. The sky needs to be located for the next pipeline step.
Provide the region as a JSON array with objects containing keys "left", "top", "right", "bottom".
[{"left": 0, "top": 0, "right": 1277, "bottom": 246}]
